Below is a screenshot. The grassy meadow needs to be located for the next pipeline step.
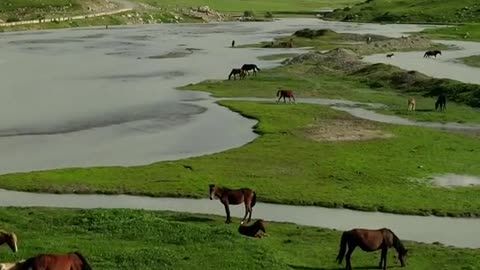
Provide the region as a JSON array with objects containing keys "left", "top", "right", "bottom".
[
  {"left": 457, "top": 55, "right": 480, "bottom": 68},
  {"left": 421, "top": 24, "right": 480, "bottom": 41},
  {"left": 0, "top": 208, "right": 479, "bottom": 270}
]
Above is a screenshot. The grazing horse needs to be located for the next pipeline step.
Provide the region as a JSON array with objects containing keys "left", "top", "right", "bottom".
[
  {"left": 21, "top": 252, "right": 92, "bottom": 270},
  {"left": 336, "top": 228, "right": 408, "bottom": 270},
  {"left": 276, "top": 90, "right": 296, "bottom": 103},
  {"left": 386, "top": 53, "right": 394, "bottom": 58},
  {"left": 435, "top": 94, "right": 447, "bottom": 112},
  {"left": 238, "top": 219, "right": 268, "bottom": 238},
  {"left": 424, "top": 50, "right": 442, "bottom": 58},
  {"left": 228, "top": 68, "right": 246, "bottom": 80},
  {"left": 0, "top": 231, "right": 17, "bottom": 253},
  {"left": 209, "top": 184, "right": 257, "bottom": 224},
  {"left": 407, "top": 97, "right": 416, "bottom": 111},
  {"left": 241, "top": 64, "right": 261, "bottom": 76}
]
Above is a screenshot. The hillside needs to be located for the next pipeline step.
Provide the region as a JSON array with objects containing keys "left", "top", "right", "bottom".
[
  {"left": 0, "top": 0, "right": 121, "bottom": 22},
  {"left": 325, "top": 0, "right": 480, "bottom": 23}
]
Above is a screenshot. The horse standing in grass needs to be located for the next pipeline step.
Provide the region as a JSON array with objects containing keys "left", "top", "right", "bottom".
[
  {"left": 20, "top": 252, "right": 92, "bottom": 270},
  {"left": 241, "top": 64, "right": 261, "bottom": 76},
  {"left": 228, "top": 68, "right": 246, "bottom": 80},
  {"left": 276, "top": 90, "right": 296, "bottom": 103},
  {"left": 435, "top": 94, "right": 447, "bottom": 112},
  {"left": 209, "top": 184, "right": 257, "bottom": 224},
  {"left": 424, "top": 50, "right": 442, "bottom": 58},
  {"left": 336, "top": 228, "right": 408, "bottom": 270},
  {"left": 407, "top": 97, "right": 416, "bottom": 111},
  {"left": 238, "top": 219, "right": 268, "bottom": 238},
  {"left": 0, "top": 231, "right": 17, "bottom": 253}
]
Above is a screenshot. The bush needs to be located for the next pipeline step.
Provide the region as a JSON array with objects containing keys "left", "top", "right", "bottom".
[
  {"left": 6, "top": 16, "right": 20, "bottom": 22},
  {"left": 265, "top": 11, "right": 273, "bottom": 19},
  {"left": 243, "top": 10, "right": 254, "bottom": 17}
]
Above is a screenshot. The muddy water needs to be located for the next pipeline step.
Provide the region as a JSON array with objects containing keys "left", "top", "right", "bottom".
[{"left": 0, "top": 189, "right": 478, "bottom": 248}]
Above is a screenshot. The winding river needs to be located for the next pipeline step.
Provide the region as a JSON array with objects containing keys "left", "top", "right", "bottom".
[{"left": 2, "top": 19, "right": 480, "bottom": 249}]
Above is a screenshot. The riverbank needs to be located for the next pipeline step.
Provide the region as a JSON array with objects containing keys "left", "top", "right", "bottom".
[{"left": 0, "top": 207, "right": 478, "bottom": 269}]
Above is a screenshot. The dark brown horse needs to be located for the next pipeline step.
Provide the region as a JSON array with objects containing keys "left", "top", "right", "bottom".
[
  {"left": 209, "top": 184, "right": 257, "bottom": 224},
  {"left": 276, "top": 90, "right": 296, "bottom": 103},
  {"left": 228, "top": 68, "right": 246, "bottom": 80},
  {"left": 424, "top": 50, "right": 442, "bottom": 58},
  {"left": 238, "top": 219, "right": 268, "bottom": 238},
  {"left": 20, "top": 252, "right": 92, "bottom": 270},
  {"left": 336, "top": 228, "right": 408, "bottom": 270},
  {"left": 241, "top": 64, "right": 261, "bottom": 76},
  {"left": 386, "top": 53, "right": 394, "bottom": 58},
  {"left": 435, "top": 94, "right": 447, "bottom": 112},
  {"left": 0, "top": 231, "right": 17, "bottom": 253}
]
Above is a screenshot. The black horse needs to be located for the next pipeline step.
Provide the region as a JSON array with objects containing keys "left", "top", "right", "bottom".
[
  {"left": 424, "top": 50, "right": 442, "bottom": 58},
  {"left": 241, "top": 64, "right": 261, "bottom": 76},
  {"left": 435, "top": 94, "right": 447, "bottom": 112},
  {"left": 232, "top": 40, "right": 235, "bottom": 48},
  {"left": 228, "top": 68, "right": 245, "bottom": 80}
]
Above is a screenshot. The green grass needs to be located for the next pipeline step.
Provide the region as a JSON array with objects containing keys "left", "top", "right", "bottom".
[
  {"left": 130, "top": 0, "right": 361, "bottom": 14},
  {"left": 421, "top": 24, "right": 480, "bottom": 41},
  {"left": 1, "top": 101, "right": 480, "bottom": 217},
  {"left": 457, "top": 55, "right": 480, "bottom": 68},
  {"left": 1, "top": 208, "right": 479, "bottom": 270},
  {"left": 325, "top": 0, "right": 480, "bottom": 23},
  {"left": 0, "top": 0, "right": 97, "bottom": 21}
]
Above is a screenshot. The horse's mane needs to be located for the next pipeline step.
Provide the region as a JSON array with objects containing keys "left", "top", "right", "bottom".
[{"left": 388, "top": 229, "right": 406, "bottom": 253}]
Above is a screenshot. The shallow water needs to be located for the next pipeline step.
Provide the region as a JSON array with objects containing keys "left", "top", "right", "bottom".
[
  {"left": 363, "top": 40, "right": 480, "bottom": 84},
  {"left": 0, "top": 19, "right": 442, "bottom": 174},
  {"left": 0, "top": 189, "right": 478, "bottom": 248}
]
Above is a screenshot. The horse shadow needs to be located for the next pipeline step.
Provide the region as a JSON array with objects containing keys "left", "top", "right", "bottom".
[
  {"left": 174, "top": 216, "right": 215, "bottom": 223},
  {"left": 414, "top": 109, "right": 435, "bottom": 112}
]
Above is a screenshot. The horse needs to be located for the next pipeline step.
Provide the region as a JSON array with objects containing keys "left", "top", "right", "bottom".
[
  {"left": 366, "top": 36, "right": 372, "bottom": 44},
  {"left": 435, "top": 94, "right": 447, "bottom": 112},
  {"left": 386, "top": 53, "right": 394, "bottom": 58},
  {"left": 0, "top": 231, "right": 17, "bottom": 253},
  {"left": 209, "top": 184, "right": 257, "bottom": 224},
  {"left": 424, "top": 50, "right": 442, "bottom": 58},
  {"left": 407, "top": 97, "right": 416, "bottom": 111},
  {"left": 241, "top": 64, "right": 261, "bottom": 76},
  {"left": 276, "top": 90, "right": 296, "bottom": 103},
  {"left": 231, "top": 40, "right": 235, "bottom": 47},
  {"left": 228, "top": 68, "right": 246, "bottom": 80},
  {"left": 336, "top": 228, "right": 408, "bottom": 270},
  {"left": 238, "top": 219, "right": 268, "bottom": 238},
  {"left": 21, "top": 252, "right": 92, "bottom": 270}
]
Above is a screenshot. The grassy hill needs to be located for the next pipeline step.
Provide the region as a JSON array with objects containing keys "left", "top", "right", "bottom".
[
  {"left": 0, "top": 0, "right": 118, "bottom": 22},
  {"left": 325, "top": 0, "right": 480, "bottom": 23}
]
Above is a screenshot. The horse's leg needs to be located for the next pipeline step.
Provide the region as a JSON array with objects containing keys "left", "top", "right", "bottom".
[
  {"left": 382, "top": 248, "right": 388, "bottom": 270},
  {"left": 379, "top": 247, "right": 387, "bottom": 269},
  {"left": 283, "top": 96, "right": 286, "bottom": 104},
  {"left": 277, "top": 96, "right": 281, "bottom": 103},
  {"left": 345, "top": 245, "right": 356, "bottom": 270},
  {"left": 241, "top": 201, "right": 249, "bottom": 223},
  {"left": 222, "top": 200, "right": 231, "bottom": 224},
  {"left": 247, "top": 201, "right": 253, "bottom": 222}
]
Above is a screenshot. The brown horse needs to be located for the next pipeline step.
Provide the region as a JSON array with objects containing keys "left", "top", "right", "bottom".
[
  {"left": 276, "top": 90, "right": 296, "bottom": 103},
  {"left": 336, "top": 228, "right": 408, "bottom": 270},
  {"left": 209, "top": 184, "right": 257, "bottom": 224},
  {"left": 238, "top": 219, "right": 268, "bottom": 238},
  {"left": 228, "top": 68, "right": 246, "bottom": 80},
  {"left": 407, "top": 97, "right": 416, "bottom": 111},
  {"left": 21, "top": 252, "right": 92, "bottom": 270},
  {"left": 0, "top": 231, "right": 17, "bottom": 253}
]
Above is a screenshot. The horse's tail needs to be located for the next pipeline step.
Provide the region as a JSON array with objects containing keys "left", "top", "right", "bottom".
[
  {"left": 74, "top": 252, "right": 93, "bottom": 270},
  {"left": 251, "top": 191, "right": 257, "bottom": 208},
  {"left": 336, "top": 232, "right": 348, "bottom": 264},
  {"left": 276, "top": 90, "right": 281, "bottom": 97}
]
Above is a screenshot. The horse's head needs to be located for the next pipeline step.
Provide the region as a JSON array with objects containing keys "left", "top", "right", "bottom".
[
  {"left": 398, "top": 248, "right": 408, "bottom": 267},
  {"left": 208, "top": 184, "right": 215, "bottom": 200},
  {"left": 3, "top": 232, "right": 17, "bottom": 253}
]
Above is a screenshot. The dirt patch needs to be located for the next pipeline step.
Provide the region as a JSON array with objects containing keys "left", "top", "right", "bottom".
[
  {"left": 283, "top": 48, "right": 365, "bottom": 73},
  {"left": 431, "top": 174, "right": 480, "bottom": 187},
  {"left": 302, "top": 119, "right": 393, "bottom": 142}
]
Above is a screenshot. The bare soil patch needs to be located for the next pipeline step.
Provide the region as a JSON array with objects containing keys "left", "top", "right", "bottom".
[
  {"left": 431, "top": 174, "right": 480, "bottom": 187},
  {"left": 302, "top": 118, "right": 393, "bottom": 142}
]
